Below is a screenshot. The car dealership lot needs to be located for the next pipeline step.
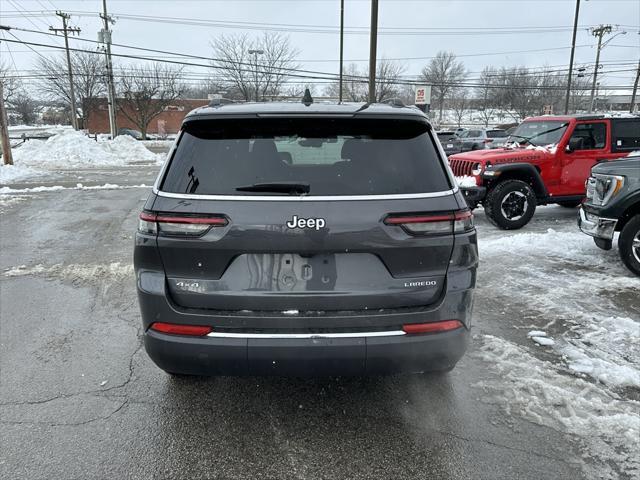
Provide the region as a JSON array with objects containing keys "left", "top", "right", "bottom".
[{"left": 1, "top": 166, "right": 638, "bottom": 480}]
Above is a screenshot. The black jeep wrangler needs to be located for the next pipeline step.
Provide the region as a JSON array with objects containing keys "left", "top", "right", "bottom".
[{"left": 578, "top": 154, "right": 640, "bottom": 276}]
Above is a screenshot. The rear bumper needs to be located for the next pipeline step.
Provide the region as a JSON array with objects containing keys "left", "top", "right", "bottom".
[
  {"left": 137, "top": 269, "right": 475, "bottom": 376},
  {"left": 578, "top": 206, "right": 617, "bottom": 240},
  {"left": 144, "top": 327, "right": 469, "bottom": 376}
]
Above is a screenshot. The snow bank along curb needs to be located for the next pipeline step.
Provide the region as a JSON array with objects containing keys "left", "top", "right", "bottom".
[{"left": 1, "top": 130, "right": 165, "bottom": 184}]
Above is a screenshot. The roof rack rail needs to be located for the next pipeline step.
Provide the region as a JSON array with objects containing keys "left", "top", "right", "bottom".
[{"left": 208, "top": 97, "right": 235, "bottom": 107}]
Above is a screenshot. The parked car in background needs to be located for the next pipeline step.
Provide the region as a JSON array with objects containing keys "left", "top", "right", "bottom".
[
  {"left": 118, "top": 128, "right": 143, "bottom": 140},
  {"left": 579, "top": 154, "right": 640, "bottom": 276},
  {"left": 458, "top": 129, "right": 509, "bottom": 151},
  {"left": 454, "top": 127, "right": 466, "bottom": 136},
  {"left": 449, "top": 114, "right": 640, "bottom": 229},
  {"left": 436, "top": 131, "right": 463, "bottom": 156}
]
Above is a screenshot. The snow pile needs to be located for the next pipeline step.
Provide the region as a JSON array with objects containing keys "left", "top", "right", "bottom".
[
  {"left": 474, "top": 334, "right": 640, "bottom": 480},
  {"left": 98, "top": 134, "right": 161, "bottom": 164},
  {"left": 1, "top": 130, "right": 164, "bottom": 184},
  {"left": 455, "top": 175, "right": 477, "bottom": 187},
  {"left": 13, "top": 130, "right": 123, "bottom": 167}
]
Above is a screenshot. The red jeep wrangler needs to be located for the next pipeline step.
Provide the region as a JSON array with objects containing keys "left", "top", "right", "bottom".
[{"left": 449, "top": 114, "right": 640, "bottom": 229}]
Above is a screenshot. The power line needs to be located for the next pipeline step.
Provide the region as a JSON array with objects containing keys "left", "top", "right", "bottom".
[
  {"left": 2, "top": 34, "right": 637, "bottom": 91},
  {"left": 3, "top": 24, "right": 637, "bottom": 83}
]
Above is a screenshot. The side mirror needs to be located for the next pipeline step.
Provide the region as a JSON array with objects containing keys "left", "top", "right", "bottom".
[{"left": 566, "top": 137, "right": 584, "bottom": 153}]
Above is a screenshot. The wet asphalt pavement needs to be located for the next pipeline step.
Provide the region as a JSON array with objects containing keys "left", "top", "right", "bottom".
[{"left": 0, "top": 165, "right": 636, "bottom": 479}]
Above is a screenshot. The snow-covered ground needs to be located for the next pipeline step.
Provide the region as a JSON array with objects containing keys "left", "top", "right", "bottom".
[
  {"left": 1, "top": 130, "right": 165, "bottom": 185},
  {"left": 475, "top": 221, "right": 639, "bottom": 479},
  {"left": 0, "top": 143, "right": 637, "bottom": 478}
]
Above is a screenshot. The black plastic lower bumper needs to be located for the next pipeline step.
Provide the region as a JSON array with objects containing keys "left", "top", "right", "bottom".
[
  {"left": 460, "top": 186, "right": 487, "bottom": 207},
  {"left": 144, "top": 327, "right": 469, "bottom": 376}
]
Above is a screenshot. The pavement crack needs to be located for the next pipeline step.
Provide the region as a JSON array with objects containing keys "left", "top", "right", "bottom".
[{"left": 0, "top": 399, "right": 129, "bottom": 427}]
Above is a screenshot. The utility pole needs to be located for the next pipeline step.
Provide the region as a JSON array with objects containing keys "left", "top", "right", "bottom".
[
  {"left": 100, "top": 0, "right": 118, "bottom": 138},
  {"left": 564, "top": 0, "right": 580, "bottom": 114},
  {"left": 0, "top": 82, "right": 13, "bottom": 165},
  {"left": 338, "top": 0, "right": 344, "bottom": 103},
  {"left": 630, "top": 59, "right": 639, "bottom": 113},
  {"left": 50, "top": 12, "right": 80, "bottom": 130},
  {"left": 368, "top": 0, "right": 378, "bottom": 103},
  {"left": 248, "top": 49, "right": 264, "bottom": 102},
  {"left": 588, "top": 24, "right": 612, "bottom": 113}
]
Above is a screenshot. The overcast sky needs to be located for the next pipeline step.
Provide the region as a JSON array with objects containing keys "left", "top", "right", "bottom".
[{"left": 1, "top": 0, "right": 639, "bottom": 94}]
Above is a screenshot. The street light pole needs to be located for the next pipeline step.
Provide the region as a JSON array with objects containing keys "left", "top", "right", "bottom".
[
  {"left": 339, "top": 0, "right": 344, "bottom": 103},
  {"left": 564, "top": 0, "right": 580, "bottom": 114},
  {"left": 248, "top": 49, "right": 264, "bottom": 102},
  {"left": 588, "top": 25, "right": 612, "bottom": 113},
  {"left": 368, "top": 0, "right": 378, "bottom": 103}
]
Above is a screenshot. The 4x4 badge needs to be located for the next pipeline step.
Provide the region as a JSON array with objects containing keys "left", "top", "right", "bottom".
[{"left": 286, "top": 215, "right": 326, "bottom": 230}]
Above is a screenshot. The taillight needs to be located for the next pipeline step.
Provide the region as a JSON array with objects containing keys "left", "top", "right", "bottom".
[
  {"left": 150, "top": 322, "right": 212, "bottom": 336},
  {"left": 138, "top": 211, "right": 228, "bottom": 236},
  {"left": 402, "top": 320, "right": 463, "bottom": 334},
  {"left": 384, "top": 210, "right": 473, "bottom": 235},
  {"left": 484, "top": 138, "right": 493, "bottom": 143}
]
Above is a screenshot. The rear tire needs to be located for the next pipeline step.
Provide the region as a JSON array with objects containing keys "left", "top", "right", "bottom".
[
  {"left": 618, "top": 215, "right": 640, "bottom": 277},
  {"left": 485, "top": 179, "right": 537, "bottom": 230},
  {"left": 557, "top": 200, "right": 581, "bottom": 208}
]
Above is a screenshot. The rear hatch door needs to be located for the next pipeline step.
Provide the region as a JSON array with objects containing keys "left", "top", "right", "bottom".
[{"left": 152, "top": 116, "right": 459, "bottom": 312}]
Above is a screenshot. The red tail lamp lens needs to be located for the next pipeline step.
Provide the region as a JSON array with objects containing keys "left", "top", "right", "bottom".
[
  {"left": 150, "top": 322, "right": 212, "bottom": 336},
  {"left": 402, "top": 320, "right": 463, "bottom": 334},
  {"left": 384, "top": 211, "right": 473, "bottom": 234},
  {"left": 138, "top": 211, "right": 228, "bottom": 236}
]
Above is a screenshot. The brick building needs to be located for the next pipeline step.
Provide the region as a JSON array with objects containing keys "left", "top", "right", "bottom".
[{"left": 84, "top": 98, "right": 209, "bottom": 135}]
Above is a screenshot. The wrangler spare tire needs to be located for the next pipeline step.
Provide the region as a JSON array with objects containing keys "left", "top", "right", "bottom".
[{"left": 485, "top": 179, "right": 537, "bottom": 230}]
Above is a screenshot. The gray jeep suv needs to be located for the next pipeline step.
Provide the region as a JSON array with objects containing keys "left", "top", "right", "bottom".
[{"left": 134, "top": 101, "right": 478, "bottom": 376}]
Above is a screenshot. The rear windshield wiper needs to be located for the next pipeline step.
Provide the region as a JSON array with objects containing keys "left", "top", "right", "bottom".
[{"left": 235, "top": 182, "right": 311, "bottom": 195}]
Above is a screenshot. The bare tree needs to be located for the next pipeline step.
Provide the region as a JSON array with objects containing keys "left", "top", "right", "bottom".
[
  {"left": 324, "top": 63, "right": 367, "bottom": 101},
  {"left": 118, "top": 63, "right": 184, "bottom": 139},
  {"left": 374, "top": 59, "right": 407, "bottom": 102},
  {"left": 324, "top": 59, "right": 406, "bottom": 102},
  {"left": 35, "top": 51, "right": 106, "bottom": 122},
  {"left": 8, "top": 92, "right": 38, "bottom": 125},
  {"left": 211, "top": 32, "right": 299, "bottom": 102},
  {"left": 420, "top": 51, "right": 466, "bottom": 122},
  {"left": 476, "top": 66, "right": 499, "bottom": 127},
  {"left": 0, "top": 61, "right": 20, "bottom": 104},
  {"left": 450, "top": 88, "right": 470, "bottom": 127}
]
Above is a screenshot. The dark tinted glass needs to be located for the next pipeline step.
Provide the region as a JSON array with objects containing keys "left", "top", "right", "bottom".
[
  {"left": 487, "top": 130, "right": 506, "bottom": 138},
  {"left": 161, "top": 118, "right": 451, "bottom": 196},
  {"left": 612, "top": 119, "right": 640, "bottom": 151}
]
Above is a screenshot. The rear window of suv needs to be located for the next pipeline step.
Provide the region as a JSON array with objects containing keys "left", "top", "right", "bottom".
[{"left": 160, "top": 118, "right": 452, "bottom": 196}]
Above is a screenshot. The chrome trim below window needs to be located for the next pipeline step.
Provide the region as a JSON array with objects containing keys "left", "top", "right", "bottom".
[
  {"left": 206, "top": 330, "right": 406, "bottom": 339},
  {"left": 152, "top": 188, "right": 458, "bottom": 201}
]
